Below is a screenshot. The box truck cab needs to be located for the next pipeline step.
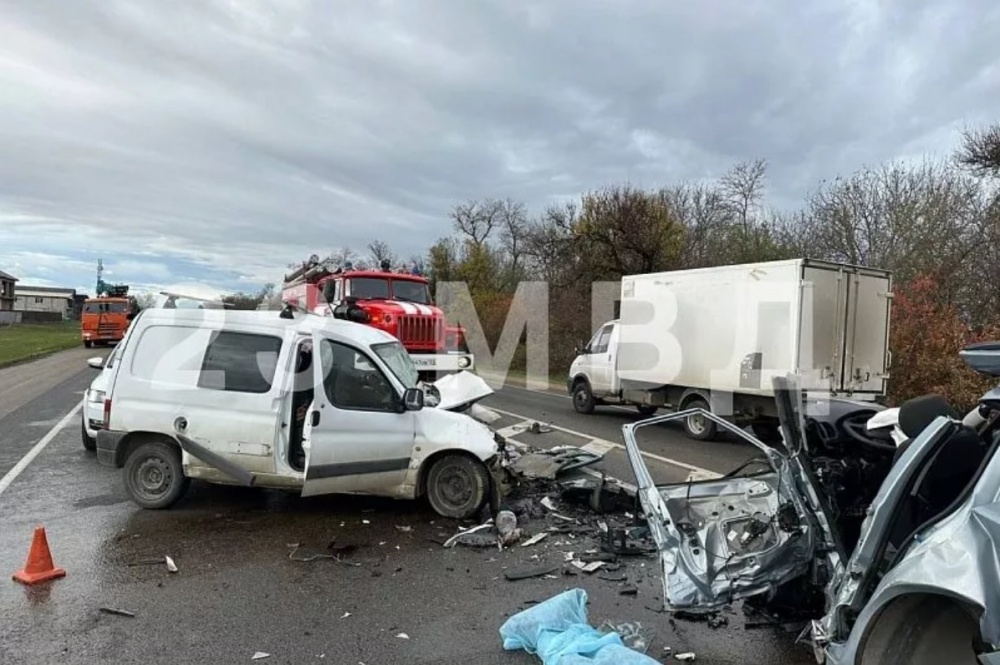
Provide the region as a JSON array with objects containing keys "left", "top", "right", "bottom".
[
  {"left": 94, "top": 308, "right": 504, "bottom": 519},
  {"left": 568, "top": 259, "right": 892, "bottom": 441}
]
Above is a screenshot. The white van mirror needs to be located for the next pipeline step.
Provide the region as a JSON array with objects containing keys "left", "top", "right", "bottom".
[
  {"left": 402, "top": 387, "right": 424, "bottom": 411},
  {"left": 87, "top": 357, "right": 105, "bottom": 370}
]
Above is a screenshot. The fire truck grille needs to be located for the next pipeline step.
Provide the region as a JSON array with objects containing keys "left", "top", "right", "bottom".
[{"left": 398, "top": 315, "right": 441, "bottom": 346}]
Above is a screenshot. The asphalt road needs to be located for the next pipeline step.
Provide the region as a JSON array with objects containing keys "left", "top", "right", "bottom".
[{"left": 0, "top": 351, "right": 811, "bottom": 665}]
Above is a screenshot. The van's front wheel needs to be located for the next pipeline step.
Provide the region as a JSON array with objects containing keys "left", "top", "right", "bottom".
[
  {"left": 123, "top": 440, "right": 189, "bottom": 509},
  {"left": 425, "top": 454, "right": 489, "bottom": 519}
]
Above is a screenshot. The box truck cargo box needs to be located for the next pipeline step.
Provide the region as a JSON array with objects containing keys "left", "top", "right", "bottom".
[{"left": 568, "top": 259, "right": 892, "bottom": 439}]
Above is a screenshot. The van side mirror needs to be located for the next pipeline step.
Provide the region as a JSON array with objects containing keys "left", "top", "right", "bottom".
[
  {"left": 402, "top": 387, "right": 424, "bottom": 411},
  {"left": 87, "top": 357, "right": 105, "bottom": 370},
  {"left": 322, "top": 280, "right": 337, "bottom": 303}
]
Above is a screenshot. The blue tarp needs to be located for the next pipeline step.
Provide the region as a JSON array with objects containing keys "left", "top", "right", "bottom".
[{"left": 499, "top": 588, "right": 660, "bottom": 664}]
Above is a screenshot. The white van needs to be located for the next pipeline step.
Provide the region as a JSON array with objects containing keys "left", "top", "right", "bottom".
[{"left": 93, "top": 308, "right": 505, "bottom": 519}]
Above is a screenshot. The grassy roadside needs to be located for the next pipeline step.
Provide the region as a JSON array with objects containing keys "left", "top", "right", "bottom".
[{"left": 0, "top": 321, "right": 80, "bottom": 368}]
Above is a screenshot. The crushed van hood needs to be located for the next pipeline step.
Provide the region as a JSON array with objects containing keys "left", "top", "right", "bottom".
[{"left": 431, "top": 371, "right": 494, "bottom": 411}]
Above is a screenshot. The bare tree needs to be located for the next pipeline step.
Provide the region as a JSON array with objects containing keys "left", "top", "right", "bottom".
[
  {"left": 719, "top": 158, "right": 768, "bottom": 231},
  {"left": 367, "top": 240, "right": 397, "bottom": 268},
  {"left": 956, "top": 123, "right": 1000, "bottom": 177},
  {"left": 450, "top": 199, "right": 504, "bottom": 247},
  {"left": 497, "top": 198, "right": 529, "bottom": 285}
]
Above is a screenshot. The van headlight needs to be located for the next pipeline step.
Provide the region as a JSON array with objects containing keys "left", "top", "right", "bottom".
[
  {"left": 88, "top": 389, "right": 106, "bottom": 403},
  {"left": 458, "top": 356, "right": 470, "bottom": 369}
]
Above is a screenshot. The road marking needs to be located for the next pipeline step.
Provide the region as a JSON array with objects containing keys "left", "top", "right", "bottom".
[
  {"left": 489, "top": 406, "right": 720, "bottom": 478},
  {"left": 488, "top": 380, "right": 637, "bottom": 413},
  {"left": 0, "top": 403, "right": 81, "bottom": 497}
]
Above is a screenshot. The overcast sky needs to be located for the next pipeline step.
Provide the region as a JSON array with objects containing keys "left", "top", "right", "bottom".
[{"left": 1, "top": 0, "right": 997, "bottom": 297}]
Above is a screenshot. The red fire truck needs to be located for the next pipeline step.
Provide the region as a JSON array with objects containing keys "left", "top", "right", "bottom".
[{"left": 281, "top": 256, "right": 473, "bottom": 378}]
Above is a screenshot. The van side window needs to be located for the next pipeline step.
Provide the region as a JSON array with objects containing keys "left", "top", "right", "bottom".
[
  {"left": 198, "top": 331, "right": 283, "bottom": 394},
  {"left": 320, "top": 340, "right": 397, "bottom": 412}
]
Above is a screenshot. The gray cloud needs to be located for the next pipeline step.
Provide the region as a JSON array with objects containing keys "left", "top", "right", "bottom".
[{"left": 1, "top": 0, "right": 998, "bottom": 287}]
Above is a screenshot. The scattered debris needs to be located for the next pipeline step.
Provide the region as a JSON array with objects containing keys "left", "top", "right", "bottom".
[
  {"left": 528, "top": 421, "right": 553, "bottom": 434},
  {"left": 496, "top": 510, "right": 522, "bottom": 547},
  {"left": 99, "top": 607, "right": 135, "bottom": 618},
  {"left": 520, "top": 532, "right": 548, "bottom": 547},
  {"left": 251, "top": 652, "right": 270, "bottom": 660},
  {"left": 341, "top": 612, "right": 351, "bottom": 619},
  {"left": 509, "top": 448, "right": 604, "bottom": 480},
  {"left": 395, "top": 633, "right": 409, "bottom": 640},
  {"left": 395, "top": 526, "right": 412, "bottom": 533},
  {"left": 504, "top": 563, "right": 561, "bottom": 581},
  {"left": 362, "top": 520, "right": 370, "bottom": 525},
  {"left": 540, "top": 497, "right": 558, "bottom": 512},
  {"left": 620, "top": 586, "right": 639, "bottom": 596},
  {"left": 442, "top": 520, "right": 494, "bottom": 548},
  {"left": 165, "top": 556, "right": 178, "bottom": 573},
  {"left": 289, "top": 545, "right": 361, "bottom": 566},
  {"left": 676, "top": 653, "right": 696, "bottom": 661}
]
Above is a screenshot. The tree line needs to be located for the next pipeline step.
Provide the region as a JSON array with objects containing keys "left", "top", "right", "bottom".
[{"left": 421, "top": 122, "right": 1000, "bottom": 410}]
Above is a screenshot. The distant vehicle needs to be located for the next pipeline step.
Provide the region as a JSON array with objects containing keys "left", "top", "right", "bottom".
[
  {"left": 91, "top": 307, "right": 505, "bottom": 520},
  {"left": 568, "top": 258, "right": 893, "bottom": 441},
  {"left": 80, "top": 284, "right": 138, "bottom": 348},
  {"left": 281, "top": 256, "right": 472, "bottom": 380}
]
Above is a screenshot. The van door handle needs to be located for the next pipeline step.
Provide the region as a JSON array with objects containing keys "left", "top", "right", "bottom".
[{"left": 311, "top": 411, "right": 320, "bottom": 427}]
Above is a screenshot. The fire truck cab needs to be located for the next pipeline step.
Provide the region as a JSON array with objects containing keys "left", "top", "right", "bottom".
[{"left": 282, "top": 258, "right": 473, "bottom": 380}]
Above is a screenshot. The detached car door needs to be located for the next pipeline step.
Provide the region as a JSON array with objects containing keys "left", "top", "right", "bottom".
[
  {"left": 622, "top": 376, "right": 836, "bottom": 612},
  {"left": 301, "top": 334, "right": 416, "bottom": 497}
]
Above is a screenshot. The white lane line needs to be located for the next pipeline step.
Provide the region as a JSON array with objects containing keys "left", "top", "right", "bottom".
[
  {"left": 487, "top": 379, "right": 637, "bottom": 413},
  {"left": 490, "top": 406, "right": 720, "bottom": 478},
  {"left": 0, "top": 403, "right": 81, "bottom": 497}
]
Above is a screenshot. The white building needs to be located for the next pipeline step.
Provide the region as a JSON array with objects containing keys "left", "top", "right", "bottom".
[{"left": 14, "top": 285, "right": 76, "bottom": 319}]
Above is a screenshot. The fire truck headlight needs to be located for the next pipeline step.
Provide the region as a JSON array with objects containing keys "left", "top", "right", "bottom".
[{"left": 458, "top": 356, "right": 470, "bottom": 369}]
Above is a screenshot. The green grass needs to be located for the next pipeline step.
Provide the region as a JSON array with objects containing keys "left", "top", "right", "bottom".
[{"left": 0, "top": 321, "right": 81, "bottom": 367}]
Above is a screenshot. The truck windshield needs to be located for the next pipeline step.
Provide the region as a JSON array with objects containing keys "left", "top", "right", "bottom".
[
  {"left": 83, "top": 302, "right": 127, "bottom": 314},
  {"left": 373, "top": 341, "right": 418, "bottom": 388},
  {"left": 392, "top": 280, "right": 431, "bottom": 304},
  {"left": 349, "top": 278, "right": 390, "bottom": 300}
]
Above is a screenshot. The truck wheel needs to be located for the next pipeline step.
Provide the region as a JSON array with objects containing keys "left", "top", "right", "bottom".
[
  {"left": 81, "top": 417, "right": 96, "bottom": 452},
  {"left": 425, "top": 454, "right": 489, "bottom": 519},
  {"left": 123, "top": 440, "right": 190, "bottom": 509},
  {"left": 683, "top": 398, "right": 718, "bottom": 441},
  {"left": 572, "top": 380, "right": 596, "bottom": 414},
  {"left": 636, "top": 405, "right": 658, "bottom": 417}
]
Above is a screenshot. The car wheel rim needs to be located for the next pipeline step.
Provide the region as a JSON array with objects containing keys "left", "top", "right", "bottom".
[
  {"left": 135, "top": 457, "right": 172, "bottom": 499},
  {"left": 437, "top": 465, "right": 473, "bottom": 508},
  {"left": 574, "top": 390, "right": 588, "bottom": 408}
]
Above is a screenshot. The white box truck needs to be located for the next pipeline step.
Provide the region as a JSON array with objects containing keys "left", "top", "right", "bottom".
[{"left": 567, "top": 258, "right": 892, "bottom": 440}]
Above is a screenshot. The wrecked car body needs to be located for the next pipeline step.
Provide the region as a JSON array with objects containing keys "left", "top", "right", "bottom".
[
  {"left": 94, "top": 308, "right": 512, "bottom": 520},
  {"left": 624, "top": 355, "right": 1000, "bottom": 664}
]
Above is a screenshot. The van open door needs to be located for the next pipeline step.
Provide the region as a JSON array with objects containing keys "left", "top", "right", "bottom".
[{"left": 623, "top": 408, "right": 823, "bottom": 611}]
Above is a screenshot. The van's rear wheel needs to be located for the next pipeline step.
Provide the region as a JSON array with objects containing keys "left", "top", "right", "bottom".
[
  {"left": 683, "top": 397, "right": 718, "bottom": 441},
  {"left": 425, "top": 454, "right": 489, "bottom": 520},
  {"left": 123, "top": 440, "right": 189, "bottom": 509}
]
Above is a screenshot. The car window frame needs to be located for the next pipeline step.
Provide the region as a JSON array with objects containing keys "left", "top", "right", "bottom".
[
  {"left": 319, "top": 338, "right": 400, "bottom": 413},
  {"left": 197, "top": 329, "right": 284, "bottom": 394}
]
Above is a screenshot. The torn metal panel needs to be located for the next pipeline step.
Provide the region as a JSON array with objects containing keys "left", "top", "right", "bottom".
[
  {"left": 622, "top": 407, "right": 821, "bottom": 612},
  {"left": 509, "top": 447, "right": 604, "bottom": 479}
]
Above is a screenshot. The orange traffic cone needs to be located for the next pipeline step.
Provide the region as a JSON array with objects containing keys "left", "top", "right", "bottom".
[{"left": 12, "top": 526, "right": 66, "bottom": 585}]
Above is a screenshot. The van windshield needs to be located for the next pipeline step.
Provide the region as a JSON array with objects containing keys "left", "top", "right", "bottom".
[{"left": 373, "top": 342, "right": 418, "bottom": 388}]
